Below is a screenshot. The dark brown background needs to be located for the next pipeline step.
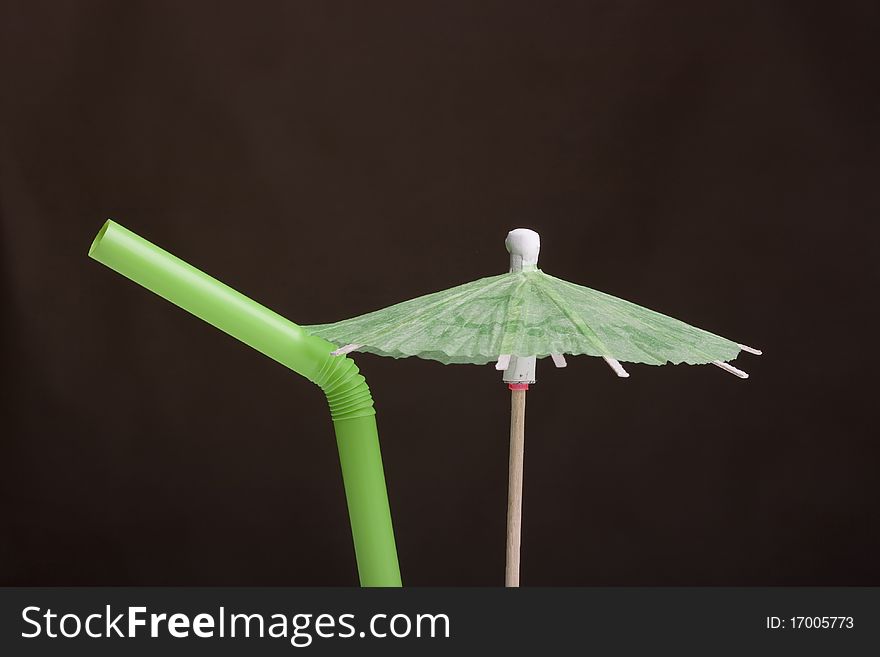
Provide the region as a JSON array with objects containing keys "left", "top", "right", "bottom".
[{"left": 1, "top": 1, "right": 877, "bottom": 585}]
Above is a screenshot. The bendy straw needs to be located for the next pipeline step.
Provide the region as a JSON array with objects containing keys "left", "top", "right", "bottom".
[{"left": 88, "top": 220, "right": 401, "bottom": 587}]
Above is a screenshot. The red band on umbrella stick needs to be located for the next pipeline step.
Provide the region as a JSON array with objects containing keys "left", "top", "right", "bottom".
[{"left": 508, "top": 383, "right": 529, "bottom": 391}]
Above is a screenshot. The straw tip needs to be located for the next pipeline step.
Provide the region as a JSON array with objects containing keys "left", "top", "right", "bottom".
[{"left": 88, "top": 219, "right": 115, "bottom": 258}]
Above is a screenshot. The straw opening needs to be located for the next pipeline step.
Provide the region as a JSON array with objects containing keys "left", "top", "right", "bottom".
[{"left": 88, "top": 220, "right": 113, "bottom": 258}]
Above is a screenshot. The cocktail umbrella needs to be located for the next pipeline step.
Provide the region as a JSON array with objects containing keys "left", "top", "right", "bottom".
[{"left": 306, "top": 228, "right": 760, "bottom": 586}]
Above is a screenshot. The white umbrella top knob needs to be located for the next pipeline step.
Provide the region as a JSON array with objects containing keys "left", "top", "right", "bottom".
[{"left": 505, "top": 228, "right": 540, "bottom": 272}]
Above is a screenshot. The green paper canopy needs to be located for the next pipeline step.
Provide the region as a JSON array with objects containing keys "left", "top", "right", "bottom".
[{"left": 305, "top": 269, "right": 742, "bottom": 366}]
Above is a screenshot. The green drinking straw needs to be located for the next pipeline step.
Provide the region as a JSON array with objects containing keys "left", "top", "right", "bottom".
[{"left": 88, "top": 220, "right": 401, "bottom": 587}]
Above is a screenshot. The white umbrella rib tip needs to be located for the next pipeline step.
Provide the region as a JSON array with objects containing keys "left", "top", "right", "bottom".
[
  {"left": 713, "top": 360, "right": 749, "bottom": 378},
  {"left": 495, "top": 354, "right": 512, "bottom": 371},
  {"left": 550, "top": 353, "right": 567, "bottom": 368},
  {"left": 330, "top": 344, "right": 361, "bottom": 356},
  {"left": 738, "top": 343, "right": 763, "bottom": 356},
  {"left": 602, "top": 356, "right": 630, "bottom": 378}
]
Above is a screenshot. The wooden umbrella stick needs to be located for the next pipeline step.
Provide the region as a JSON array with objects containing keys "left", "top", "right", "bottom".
[
  {"left": 506, "top": 387, "right": 527, "bottom": 587},
  {"left": 502, "top": 230, "right": 539, "bottom": 587}
]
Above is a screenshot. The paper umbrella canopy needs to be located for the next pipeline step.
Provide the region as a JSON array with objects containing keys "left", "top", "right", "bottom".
[
  {"left": 306, "top": 229, "right": 759, "bottom": 376},
  {"left": 305, "top": 228, "right": 761, "bottom": 585}
]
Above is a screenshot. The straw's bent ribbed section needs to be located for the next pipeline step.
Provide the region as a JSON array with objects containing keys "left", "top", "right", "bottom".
[
  {"left": 88, "top": 220, "right": 400, "bottom": 587},
  {"left": 312, "top": 354, "right": 375, "bottom": 422}
]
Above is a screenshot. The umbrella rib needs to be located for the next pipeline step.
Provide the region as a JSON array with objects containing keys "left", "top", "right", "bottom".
[
  {"left": 550, "top": 353, "right": 567, "bottom": 368},
  {"left": 602, "top": 356, "right": 630, "bottom": 378},
  {"left": 712, "top": 360, "right": 749, "bottom": 378},
  {"left": 330, "top": 344, "right": 361, "bottom": 356}
]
